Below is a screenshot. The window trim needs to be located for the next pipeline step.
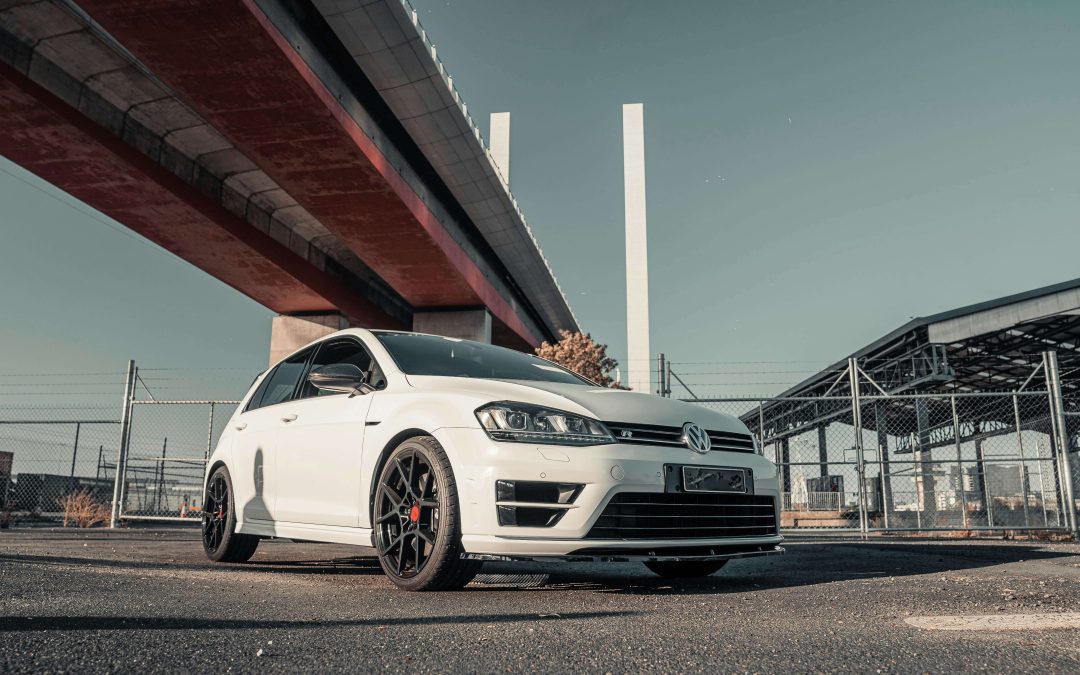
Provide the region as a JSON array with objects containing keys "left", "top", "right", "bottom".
[
  {"left": 242, "top": 346, "right": 316, "bottom": 413},
  {"left": 241, "top": 371, "right": 270, "bottom": 413}
]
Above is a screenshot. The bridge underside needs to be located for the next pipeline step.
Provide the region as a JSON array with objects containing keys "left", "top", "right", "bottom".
[{"left": 0, "top": 0, "right": 568, "bottom": 353}]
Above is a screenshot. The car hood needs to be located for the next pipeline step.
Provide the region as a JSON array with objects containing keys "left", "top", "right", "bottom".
[{"left": 404, "top": 375, "right": 749, "bottom": 434}]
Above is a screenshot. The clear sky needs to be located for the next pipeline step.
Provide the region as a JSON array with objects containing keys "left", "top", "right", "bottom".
[{"left": 2, "top": 0, "right": 1079, "bottom": 400}]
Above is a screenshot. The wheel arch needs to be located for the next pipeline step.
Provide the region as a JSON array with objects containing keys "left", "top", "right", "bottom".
[
  {"left": 204, "top": 459, "right": 228, "bottom": 491},
  {"left": 367, "top": 428, "right": 436, "bottom": 525}
]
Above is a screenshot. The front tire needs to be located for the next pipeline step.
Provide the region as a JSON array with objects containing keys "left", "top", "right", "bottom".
[
  {"left": 373, "top": 436, "right": 480, "bottom": 591},
  {"left": 202, "top": 466, "right": 259, "bottom": 563},
  {"left": 644, "top": 560, "right": 728, "bottom": 579}
]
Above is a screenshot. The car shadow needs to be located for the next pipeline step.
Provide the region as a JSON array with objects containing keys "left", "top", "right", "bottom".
[
  {"left": 0, "top": 610, "right": 641, "bottom": 633},
  {"left": 247, "top": 556, "right": 384, "bottom": 575},
  {"left": 0, "top": 553, "right": 385, "bottom": 576},
  {"left": 3, "top": 541, "right": 1076, "bottom": 591},
  {"left": 465, "top": 541, "right": 1080, "bottom": 595}
]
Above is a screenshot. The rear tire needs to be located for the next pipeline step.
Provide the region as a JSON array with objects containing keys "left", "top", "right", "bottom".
[
  {"left": 373, "top": 436, "right": 480, "bottom": 591},
  {"left": 644, "top": 560, "right": 727, "bottom": 579},
  {"left": 202, "top": 466, "right": 259, "bottom": 563}
]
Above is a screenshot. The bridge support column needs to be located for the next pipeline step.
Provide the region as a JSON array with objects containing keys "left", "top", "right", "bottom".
[
  {"left": 412, "top": 309, "right": 492, "bottom": 343},
  {"left": 269, "top": 313, "right": 347, "bottom": 367}
]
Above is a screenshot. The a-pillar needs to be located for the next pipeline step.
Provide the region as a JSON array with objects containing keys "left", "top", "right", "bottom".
[
  {"left": 413, "top": 309, "right": 492, "bottom": 343},
  {"left": 269, "top": 313, "right": 348, "bottom": 367}
]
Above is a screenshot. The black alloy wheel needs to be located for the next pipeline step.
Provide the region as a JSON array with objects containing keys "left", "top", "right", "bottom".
[
  {"left": 373, "top": 437, "right": 479, "bottom": 591},
  {"left": 375, "top": 448, "right": 440, "bottom": 577},
  {"left": 201, "top": 465, "right": 259, "bottom": 563},
  {"left": 203, "top": 472, "right": 229, "bottom": 554}
]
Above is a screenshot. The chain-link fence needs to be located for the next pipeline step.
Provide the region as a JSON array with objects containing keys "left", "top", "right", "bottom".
[
  {"left": 2, "top": 356, "right": 1077, "bottom": 537},
  {"left": 0, "top": 405, "right": 119, "bottom": 525},
  {"left": 681, "top": 357, "right": 1079, "bottom": 536},
  {"left": 0, "top": 361, "right": 243, "bottom": 527}
]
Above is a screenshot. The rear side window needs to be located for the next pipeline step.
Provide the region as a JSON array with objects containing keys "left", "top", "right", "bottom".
[
  {"left": 243, "top": 373, "right": 272, "bottom": 412},
  {"left": 247, "top": 349, "right": 311, "bottom": 411}
]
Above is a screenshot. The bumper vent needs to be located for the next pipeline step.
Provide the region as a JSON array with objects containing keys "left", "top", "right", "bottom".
[
  {"left": 604, "top": 422, "right": 755, "bottom": 453},
  {"left": 585, "top": 492, "right": 777, "bottom": 540},
  {"left": 495, "top": 480, "right": 583, "bottom": 528}
]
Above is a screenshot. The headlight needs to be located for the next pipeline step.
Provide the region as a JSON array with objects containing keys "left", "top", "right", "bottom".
[{"left": 475, "top": 401, "right": 614, "bottom": 446}]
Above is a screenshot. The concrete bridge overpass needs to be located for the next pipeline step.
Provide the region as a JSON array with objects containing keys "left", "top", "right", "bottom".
[{"left": 0, "top": 0, "right": 577, "bottom": 359}]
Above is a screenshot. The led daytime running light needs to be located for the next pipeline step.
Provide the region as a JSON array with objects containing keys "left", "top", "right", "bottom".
[{"left": 476, "top": 402, "right": 613, "bottom": 446}]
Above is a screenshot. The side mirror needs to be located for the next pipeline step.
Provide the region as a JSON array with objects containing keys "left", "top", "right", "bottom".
[{"left": 307, "top": 364, "right": 372, "bottom": 396}]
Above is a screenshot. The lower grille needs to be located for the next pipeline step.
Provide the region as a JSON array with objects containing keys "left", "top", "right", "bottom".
[{"left": 585, "top": 492, "right": 777, "bottom": 540}]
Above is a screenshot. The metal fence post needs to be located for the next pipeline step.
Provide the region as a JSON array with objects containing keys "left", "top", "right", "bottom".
[
  {"left": 202, "top": 402, "right": 216, "bottom": 504},
  {"left": 1044, "top": 351, "right": 1077, "bottom": 535},
  {"left": 69, "top": 422, "right": 81, "bottom": 478},
  {"left": 1012, "top": 394, "right": 1031, "bottom": 526},
  {"left": 911, "top": 433, "right": 921, "bottom": 531},
  {"left": 847, "top": 358, "right": 869, "bottom": 537},
  {"left": 877, "top": 441, "right": 889, "bottom": 530},
  {"left": 656, "top": 353, "right": 664, "bottom": 397},
  {"left": 109, "top": 360, "right": 136, "bottom": 528},
  {"left": 757, "top": 401, "right": 765, "bottom": 455},
  {"left": 951, "top": 395, "right": 969, "bottom": 529}
]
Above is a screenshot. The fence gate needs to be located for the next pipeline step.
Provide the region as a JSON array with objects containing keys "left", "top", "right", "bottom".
[{"left": 113, "top": 400, "right": 239, "bottom": 523}]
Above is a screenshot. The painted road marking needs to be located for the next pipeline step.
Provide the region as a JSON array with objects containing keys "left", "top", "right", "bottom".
[{"left": 905, "top": 613, "right": 1080, "bottom": 631}]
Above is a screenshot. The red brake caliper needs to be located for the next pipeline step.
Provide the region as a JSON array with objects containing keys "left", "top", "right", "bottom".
[{"left": 409, "top": 504, "right": 420, "bottom": 523}]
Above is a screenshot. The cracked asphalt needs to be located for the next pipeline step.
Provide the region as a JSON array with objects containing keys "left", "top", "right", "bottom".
[{"left": 2, "top": 529, "right": 1079, "bottom": 673}]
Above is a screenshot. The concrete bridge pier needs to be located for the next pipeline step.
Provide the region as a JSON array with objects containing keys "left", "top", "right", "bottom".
[
  {"left": 413, "top": 309, "right": 492, "bottom": 344},
  {"left": 268, "top": 314, "right": 348, "bottom": 368}
]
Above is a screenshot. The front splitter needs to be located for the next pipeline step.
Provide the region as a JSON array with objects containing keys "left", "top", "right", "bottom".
[{"left": 463, "top": 544, "right": 785, "bottom": 564}]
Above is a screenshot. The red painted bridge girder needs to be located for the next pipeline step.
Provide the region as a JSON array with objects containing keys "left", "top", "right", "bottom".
[
  {"left": 0, "top": 62, "right": 403, "bottom": 329},
  {"left": 76, "top": 0, "right": 539, "bottom": 346}
]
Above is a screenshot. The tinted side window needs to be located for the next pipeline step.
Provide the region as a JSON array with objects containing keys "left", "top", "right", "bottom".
[
  {"left": 243, "top": 372, "right": 272, "bottom": 412},
  {"left": 299, "top": 339, "right": 374, "bottom": 399},
  {"left": 259, "top": 350, "right": 311, "bottom": 408}
]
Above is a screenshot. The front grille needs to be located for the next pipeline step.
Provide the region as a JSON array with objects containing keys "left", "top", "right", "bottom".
[
  {"left": 585, "top": 492, "right": 777, "bottom": 540},
  {"left": 604, "top": 422, "right": 755, "bottom": 453}
]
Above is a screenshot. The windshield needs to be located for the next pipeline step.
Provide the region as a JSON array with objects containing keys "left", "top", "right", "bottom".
[{"left": 374, "top": 332, "right": 592, "bottom": 385}]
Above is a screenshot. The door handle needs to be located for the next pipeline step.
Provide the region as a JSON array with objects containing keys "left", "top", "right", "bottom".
[
  {"left": 281, "top": 413, "right": 298, "bottom": 423},
  {"left": 234, "top": 422, "right": 247, "bottom": 431}
]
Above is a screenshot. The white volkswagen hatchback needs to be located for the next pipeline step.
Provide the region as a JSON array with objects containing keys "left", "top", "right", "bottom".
[{"left": 202, "top": 329, "right": 783, "bottom": 590}]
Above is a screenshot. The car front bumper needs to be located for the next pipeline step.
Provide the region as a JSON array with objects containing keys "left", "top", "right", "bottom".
[{"left": 434, "top": 428, "right": 784, "bottom": 559}]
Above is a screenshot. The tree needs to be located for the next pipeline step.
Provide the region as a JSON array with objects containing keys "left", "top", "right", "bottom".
[{"left": 535, "top": 330, "right": 623, "bottom": 388}]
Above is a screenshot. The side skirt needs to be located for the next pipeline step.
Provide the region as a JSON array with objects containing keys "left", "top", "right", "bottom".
[{"left": 238, "top": 519, "right": 375, "bottom": 547}]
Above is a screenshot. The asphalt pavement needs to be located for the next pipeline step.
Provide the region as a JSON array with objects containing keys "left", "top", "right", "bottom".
[{"left": 2, "top": 528, "right": 1079, "bottom": 673}]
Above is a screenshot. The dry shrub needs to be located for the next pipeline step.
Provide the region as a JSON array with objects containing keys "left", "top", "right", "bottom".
[
  {"left": 58, "top": 489, "right": 110, "bottom": 528},
  {"left": 535, "top": 330, "right": 624, "bottom": 388}
]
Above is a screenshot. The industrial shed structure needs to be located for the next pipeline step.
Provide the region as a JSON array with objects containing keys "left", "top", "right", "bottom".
[{"left": 732, "top": 278, "right": 1080, "bottom": 534}]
